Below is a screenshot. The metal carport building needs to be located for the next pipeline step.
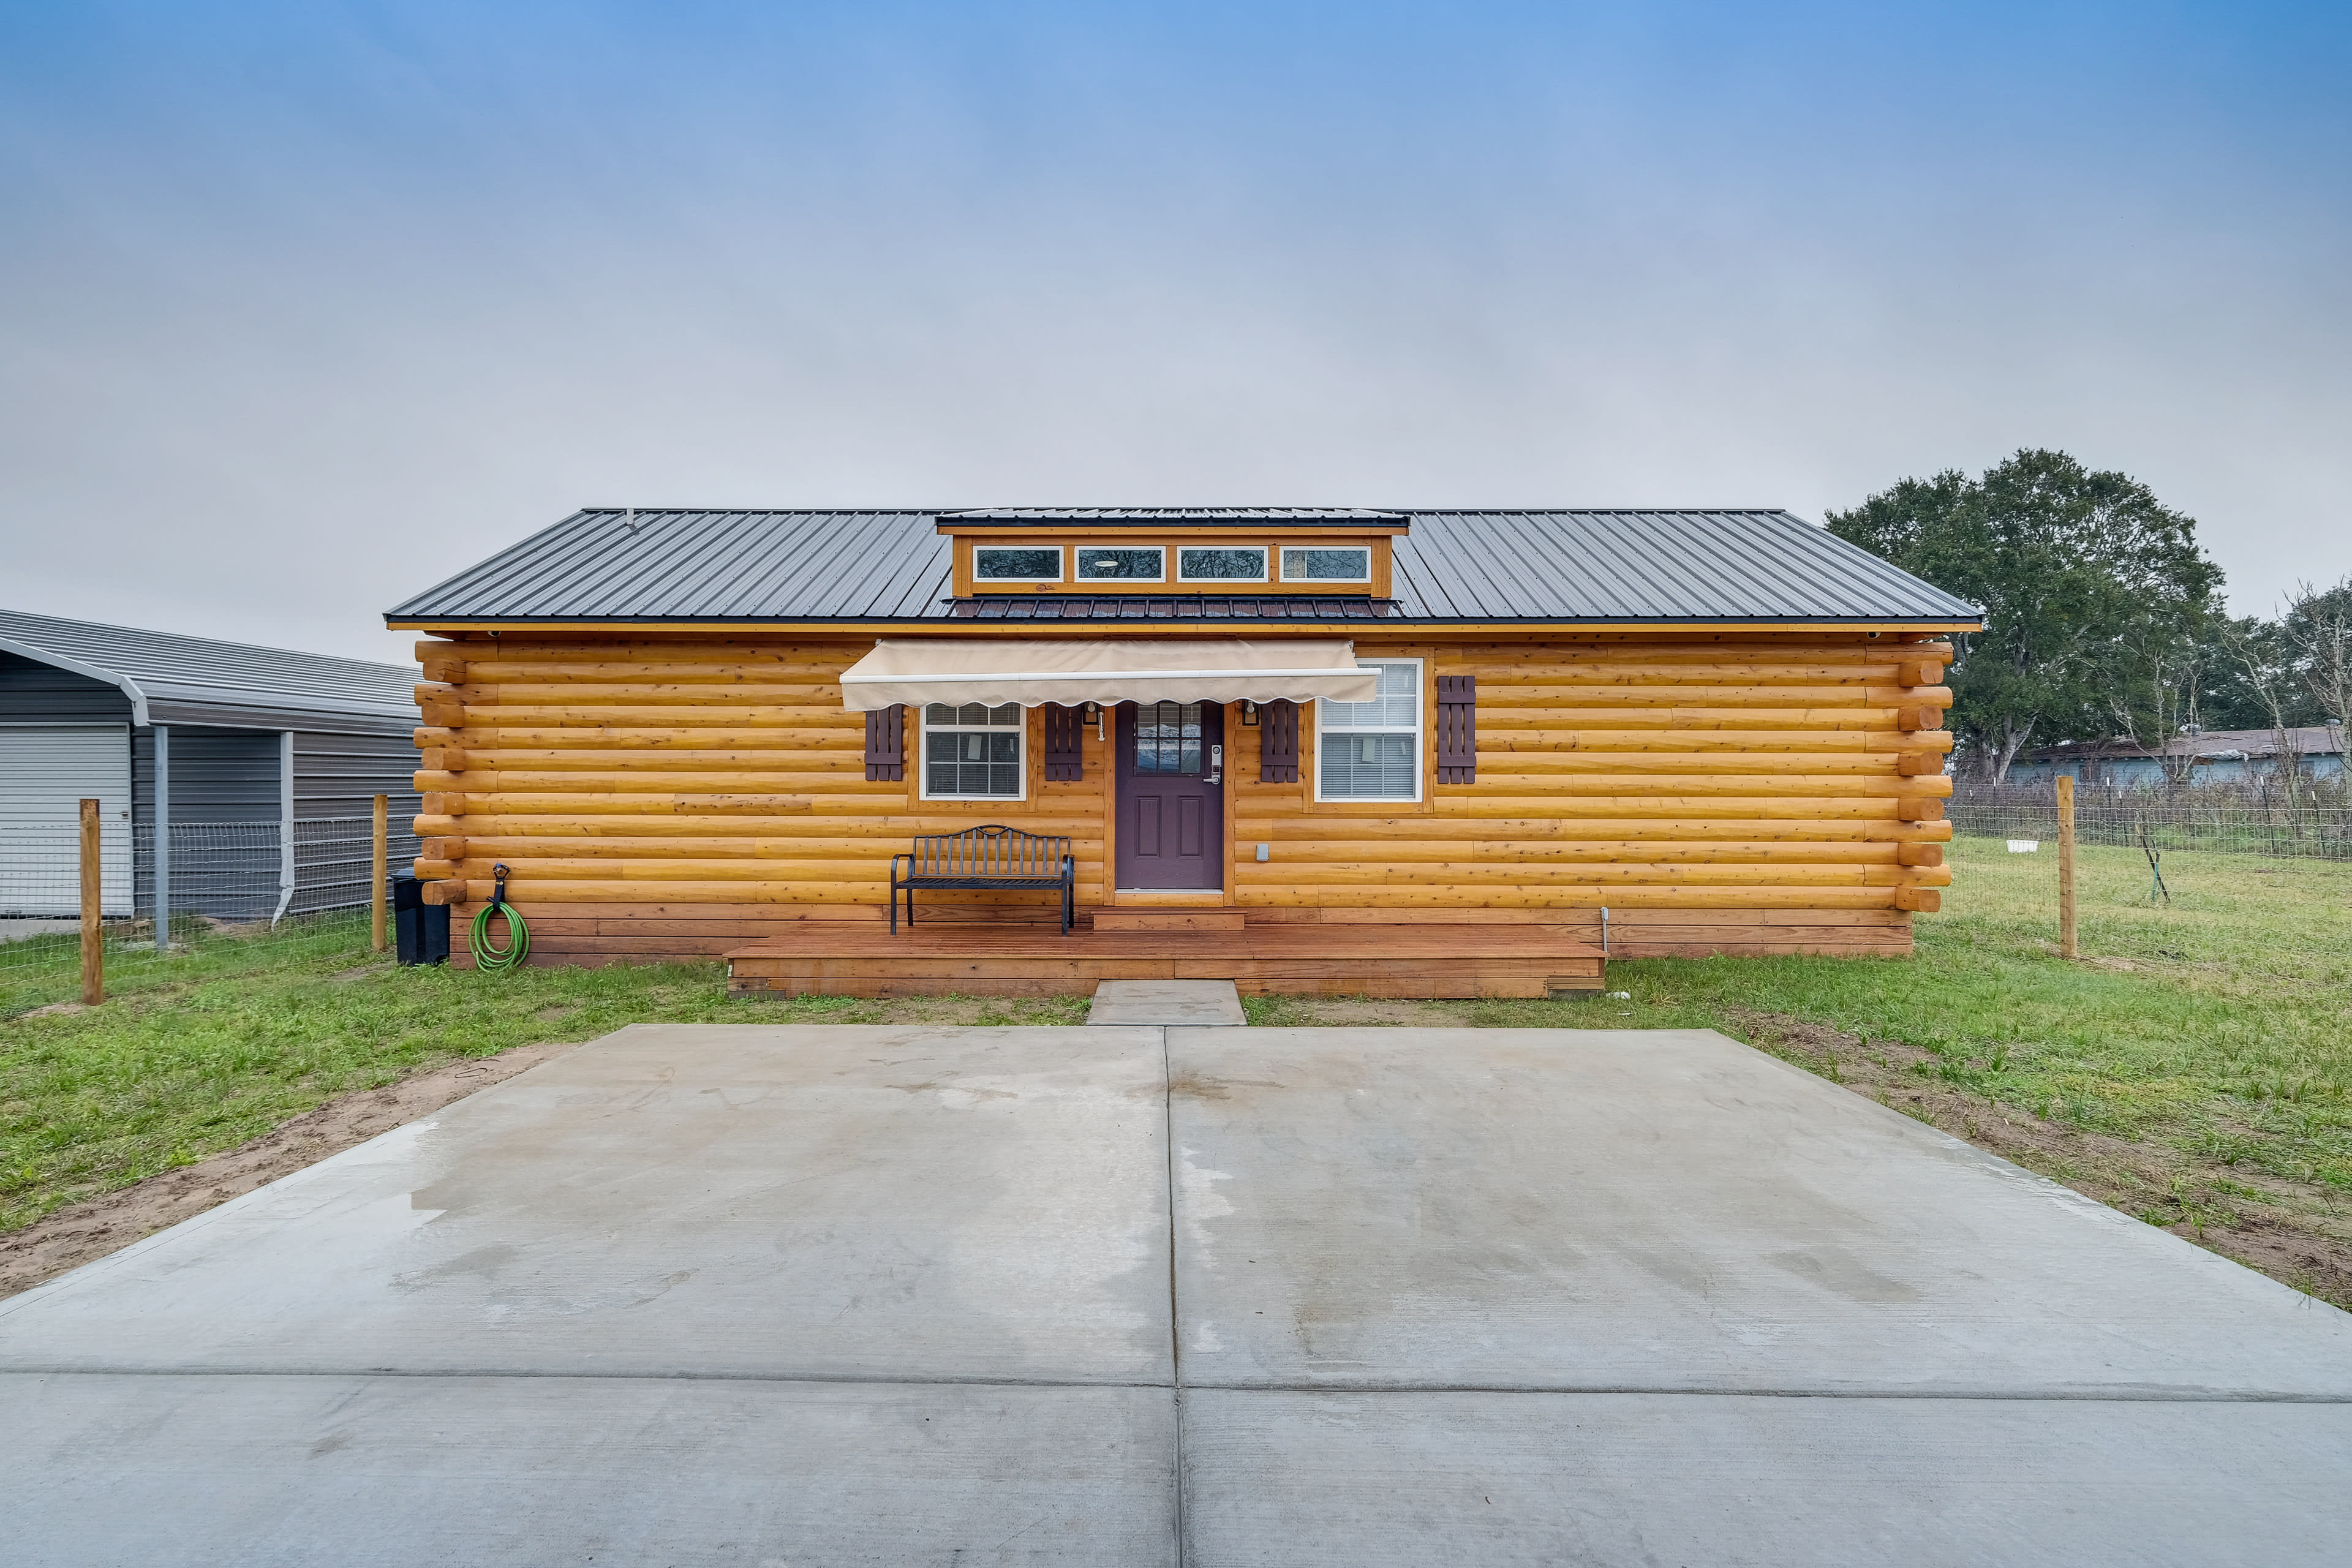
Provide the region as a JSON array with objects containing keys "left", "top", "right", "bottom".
[{"left": 0, "top": 609, "right": 421, "bottom": 924}]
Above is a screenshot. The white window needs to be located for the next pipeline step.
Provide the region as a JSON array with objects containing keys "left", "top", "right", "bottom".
[
  {"left": 1176, "top": 544, "right": 1267, "bottom": 582},
  {"left": 921, "top": 703, "right": 1027, "bottom": 799},
  {"left": 1075, "top": 545, "right": 1166, "bottom": 582},
  {"left": 973, "top": 545, "right": 1063, "bottom": 582},
  {"left": 1315, "top": 659, "right": 1422, "bottom": 802},
  {"left": 1280, "top": 545, "right": 1371, "bottom": 582}
]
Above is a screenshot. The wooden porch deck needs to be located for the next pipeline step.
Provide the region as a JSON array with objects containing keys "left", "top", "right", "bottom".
[{"left": 723, "top": 920, "right": 1607, "bottom": 1000}]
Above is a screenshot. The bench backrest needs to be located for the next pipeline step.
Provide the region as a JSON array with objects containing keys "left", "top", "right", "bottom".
[{"left": 910, "top": 824, "right": 1071, "bottom": 878}]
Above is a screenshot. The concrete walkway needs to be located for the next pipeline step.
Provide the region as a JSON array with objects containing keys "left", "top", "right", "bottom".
[{"left": 4, "top": 1023, "right": 2350, "bottom": 1564}]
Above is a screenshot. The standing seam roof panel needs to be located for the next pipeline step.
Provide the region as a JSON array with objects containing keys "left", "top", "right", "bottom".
[{"left": 384, "top": 510, "right": 1981, "bottom": 623}]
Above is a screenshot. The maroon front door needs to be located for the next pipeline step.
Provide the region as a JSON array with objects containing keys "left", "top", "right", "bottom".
[{"left": 1115, "top": 701, "right": 1225, "bottom": 889}]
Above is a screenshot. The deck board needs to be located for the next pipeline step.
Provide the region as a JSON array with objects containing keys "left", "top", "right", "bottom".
[{"left": 723, "top": 924, "right": 1607, "bottom": 1000}]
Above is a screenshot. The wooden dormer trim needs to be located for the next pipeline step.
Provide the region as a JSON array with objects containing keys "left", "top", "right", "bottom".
[
  {"left": 954, "top": 533, "right": 1395, "bottom": 598},
  {"left": 933, "top": 521, "right": 1411, "bottom": 536}
]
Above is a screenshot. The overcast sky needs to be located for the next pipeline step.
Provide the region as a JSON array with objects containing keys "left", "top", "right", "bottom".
[{"left": 4, "top": 1, "right": 2346, "bottom": 666}]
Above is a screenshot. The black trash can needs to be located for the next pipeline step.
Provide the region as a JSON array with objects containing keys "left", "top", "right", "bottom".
[{"left": 393, "top": 873, "right": 450, "bottom": 965}]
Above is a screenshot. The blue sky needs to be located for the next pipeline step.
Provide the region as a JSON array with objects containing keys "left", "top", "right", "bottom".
[{"left": 4, "top": 1, "right": 2346, "bottom": 662}]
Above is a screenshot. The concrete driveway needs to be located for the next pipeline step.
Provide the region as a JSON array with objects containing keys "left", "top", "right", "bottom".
[{"left": 4, "top": 1023, "right": 2349, "bottom": 1565}]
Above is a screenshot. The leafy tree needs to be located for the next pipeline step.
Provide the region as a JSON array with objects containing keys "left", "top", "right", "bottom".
[{"left": 1829, "top": 450, "right": 2223, "bottom": 782}]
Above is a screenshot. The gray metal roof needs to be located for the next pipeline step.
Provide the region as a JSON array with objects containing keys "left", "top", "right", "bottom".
[
  {"left": 0, "top": 609, "right": 420, "bottom": 731},
  {"left": 386, "top": 509, "right": 1982, "bottom": 626}
]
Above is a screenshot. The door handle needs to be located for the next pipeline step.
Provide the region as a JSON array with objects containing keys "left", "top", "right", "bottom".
[{"left": 1207, "top": 743, "right": 1223, "bottom": 785}]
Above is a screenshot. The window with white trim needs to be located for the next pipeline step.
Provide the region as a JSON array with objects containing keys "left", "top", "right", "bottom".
[
  {"left": 1176, "top": 544, "right": 1267, "bottom": 582},
  {"left": 973, "top": 546, "right": 1062, "bottom": 582},
  {"left": 1314, "top": 659, "right": 1422, "bottom": 801},
  {"left": 921, "top": 703, "right": 1026, "bottom": 798},
  {"left": 1280, "top": 545, "right": 1371, "bottom": 582},
  {"left": 1076, "top": 545, "right": 1165, "bottom": 581}
]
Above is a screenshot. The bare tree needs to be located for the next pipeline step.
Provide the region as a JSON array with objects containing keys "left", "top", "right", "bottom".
[
  {"left": 2105, "top": 632, "right": 2202, "bottom": 790},
  {"left": 2215, "top": 613, "right": 2305, "bottom": 808},
  {"left": 2286, "top": 577, "right": 2352, "bottom": 727}
]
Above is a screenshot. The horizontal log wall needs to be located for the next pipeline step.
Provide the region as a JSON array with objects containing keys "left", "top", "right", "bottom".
[{"left": 410, "top": 631, "right": 1953, "bottom": 965}]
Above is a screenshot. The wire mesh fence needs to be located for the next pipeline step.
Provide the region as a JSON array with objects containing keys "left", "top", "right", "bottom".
[
  {"left": 1950, "top": 784, "right": 2352, "bottom": 861},
  {"left": 0, "top": 816, "right": 419, "bottom": 1006}
]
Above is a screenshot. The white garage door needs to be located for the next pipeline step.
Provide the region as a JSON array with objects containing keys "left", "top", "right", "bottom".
[{"left": 0, "top": 726, "right": 134, "bottom": 916}]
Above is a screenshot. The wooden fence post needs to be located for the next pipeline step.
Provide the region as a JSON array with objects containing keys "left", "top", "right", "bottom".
[
  {"left": 371, "top": 794, "right": 388, "bottom": 953},
  {"left": 80, "top": 797, "right": 103, "bottom": 1006},
  {"left": 2057, "top": 773, "right": 2078, "bottom": 959}
]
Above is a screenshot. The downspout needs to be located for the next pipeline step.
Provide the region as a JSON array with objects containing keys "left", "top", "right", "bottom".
[{"left": 271, "top": 730, "right": 295, "bottom": 925}]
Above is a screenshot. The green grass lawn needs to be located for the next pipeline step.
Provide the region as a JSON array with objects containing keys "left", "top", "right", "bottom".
[
  {"left": 1486, "top": 836, "right": 2352, "bottom": 1190},
  {"left": 5, "top": 837, "right": 2349, "bottom": 1300}
]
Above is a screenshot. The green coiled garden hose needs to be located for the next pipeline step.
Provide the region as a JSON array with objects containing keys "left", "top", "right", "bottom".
[{"left": 471, "top": 862, "right": 530, "bottom": 972}]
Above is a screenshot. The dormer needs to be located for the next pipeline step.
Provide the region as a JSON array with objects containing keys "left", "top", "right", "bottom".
[{"left": 937, "top": 508, "right": 1406, "bottom": 599}]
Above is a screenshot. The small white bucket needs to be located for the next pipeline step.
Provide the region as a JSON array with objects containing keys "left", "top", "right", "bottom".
[{"left": 2007, "top": 840, "right": 2040, "bottom": 853}]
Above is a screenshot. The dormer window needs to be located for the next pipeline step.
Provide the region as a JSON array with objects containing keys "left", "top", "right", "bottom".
[
  {"left": 1177, "top": 545, "right": 1268, "bottom": 582},
  {"left": 974, "top": 546, "right": 1062, "bottom": 582},
  {"left": 959, "top": 529, "right": 1385, "bottom": 596},
  {"left": 1076, "top": 546, "right": 1165, "bottom": 581},
  {"left": 1280, "top": 545, "right": 1371, "bottom": 582}
]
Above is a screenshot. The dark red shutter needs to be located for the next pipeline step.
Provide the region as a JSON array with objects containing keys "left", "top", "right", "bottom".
[
  {"left": 1436, "top": 676, "right": 1476, "bottom": 784},
  {"left": 1043, "top": 704, "right": 1085, "bottom": 781},
  {"left": 1259, "top": 699, "right": 1300, "bottom": 783},
  {"left": 864, "top": 706, "right": 905, "bottom": 782}
]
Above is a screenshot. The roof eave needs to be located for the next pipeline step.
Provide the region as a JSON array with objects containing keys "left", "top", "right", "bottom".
[
  {"left": 388, "top": 614, "right": 1985, "bottom": 633},
  {"left": 0, "top": 634, "right": 150, "bottom": 725}
]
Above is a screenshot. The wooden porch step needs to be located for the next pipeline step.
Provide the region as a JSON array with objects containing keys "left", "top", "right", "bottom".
[
  {"left": 723, "top": 922, "right": 1605, "bottom": 1001},
  {"left": 1090, "top": 910, "right": 1246, "bottom": 932}
]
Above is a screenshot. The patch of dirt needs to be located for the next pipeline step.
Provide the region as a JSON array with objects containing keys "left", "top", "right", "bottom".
[
  {"left": 0, "top": 1043, "right": 576, "bottom": 1302},
  {"left": 17, "top": 1000, "right": 90, "bottom": 1019},
  {"left": 1723, "top": 1008, "right": 2352, "bottom": 1311}
]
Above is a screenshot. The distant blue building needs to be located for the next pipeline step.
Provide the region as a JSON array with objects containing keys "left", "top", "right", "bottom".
[{"left": 2006, "top": 725, "right": 2346, "bottom": 789}]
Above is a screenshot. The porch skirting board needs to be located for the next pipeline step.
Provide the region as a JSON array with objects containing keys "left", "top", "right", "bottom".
[
  {"left": 718, "top": 922, "right": 1606, "bottom": 1000},
  {"left": 429, "top": 902, "right": 1909, "bottom": 975}
]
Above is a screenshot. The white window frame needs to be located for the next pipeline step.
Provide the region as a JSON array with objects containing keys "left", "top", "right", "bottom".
[
  {"left": 972, "top": 543, "right": 1064, "bottom": 583},
  {"left": 1175, "top": 543, "right": 1269, "bottom": 584},
  {"left": 1313, "top": 657, "right": 1424, "bottom": 804},
  {"left": 916, "top": 703, "right": 1030, "bottom": 802},
  {"left": 1072, "top": 543, "right": 1167, "bottom": 583},
  {"left": 1279, "top": 544, "right": 1373, "bottom": 583}
]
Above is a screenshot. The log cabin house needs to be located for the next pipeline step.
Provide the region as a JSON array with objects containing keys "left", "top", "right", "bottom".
[{"left": 385, "top": 508, "right": 1981, "bottom": 997}]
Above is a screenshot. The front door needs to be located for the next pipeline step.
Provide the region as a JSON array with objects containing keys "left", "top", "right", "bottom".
[{"left": 1115, "top": 701, "right": 1225, "bottom": 889}]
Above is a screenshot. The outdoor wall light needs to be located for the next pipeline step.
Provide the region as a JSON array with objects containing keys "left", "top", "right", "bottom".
[{"left": 1240, "top": 700, "right": 1259, "bottom": 726}]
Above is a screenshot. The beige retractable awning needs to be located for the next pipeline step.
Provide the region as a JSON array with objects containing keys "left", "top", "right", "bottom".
[{"left": 839, "top": 638, "right": 1378, "bottom": 710}]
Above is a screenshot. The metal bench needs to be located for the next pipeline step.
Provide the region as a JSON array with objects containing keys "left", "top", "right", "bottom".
[{"left": 891, "top": 824, "right": 1074, "bottom": 934}]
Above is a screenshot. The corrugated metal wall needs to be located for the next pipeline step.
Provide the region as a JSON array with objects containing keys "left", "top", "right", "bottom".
[
  {"left": 288, "top": 728, "right": 422, "bottom": 915},
  {"left": 0, "top": 726, "right": 135, "bottom": 914},
  {"left": 5, "top": 650, "right": 424, "bottom": 921},
  {"left": 129, "top": 726, "right": 283, "bottom": 919},
  {"left": 0, "top": 649, "right": 135, "bottom": 723},
  {"left": 132, "top": 726, "right": 281, "bottom": 823},
  {"left": 293, "top": 729, "right": 422, "bottom": 821},
  {"left": 1, "top": 654, "right": 138, "bottom": 914}
]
